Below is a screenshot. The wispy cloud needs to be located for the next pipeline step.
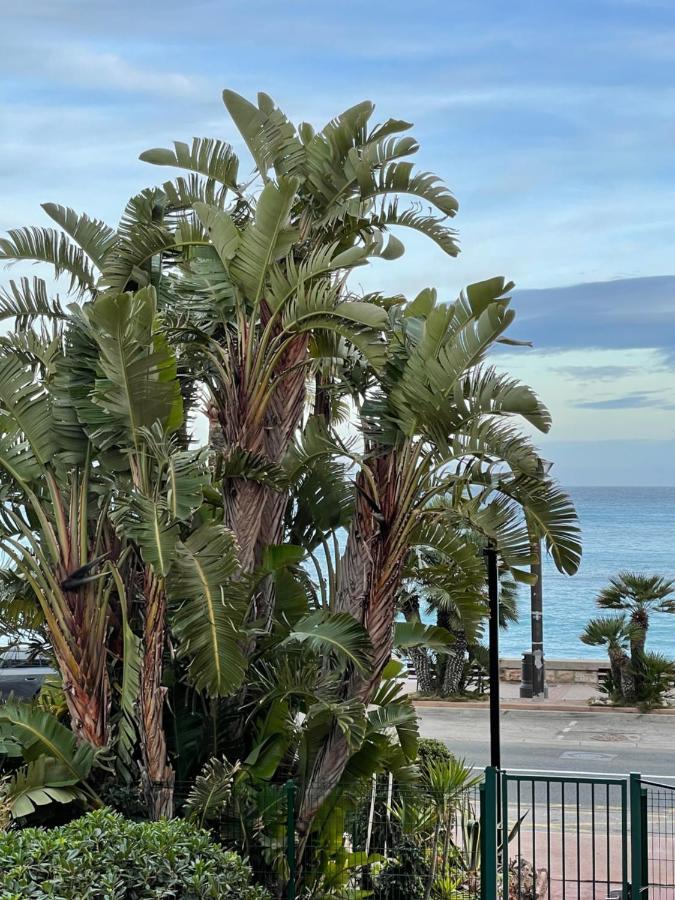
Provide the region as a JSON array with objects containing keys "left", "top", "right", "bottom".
[
  {"left": 554, "top": 365, "right": 639, "bottom": 381},
  {"left": 574, "top": 391, "right": 669, "bottom": 410}
]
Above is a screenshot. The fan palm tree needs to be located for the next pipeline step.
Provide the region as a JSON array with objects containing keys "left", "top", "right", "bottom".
[
  {"left": 596, "top": 571, "right": 675, "bottom": 659},
  {"left": 581, "top": 615, "right": 637, "bottom": 700}
]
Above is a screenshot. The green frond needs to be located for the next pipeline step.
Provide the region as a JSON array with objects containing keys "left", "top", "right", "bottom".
[
  {"left": 0, "top": 704, "right": 97, "bottom": 785},
  {"left": 140, "top": 137, "right": 239, "bottom": 188},
  {"left": 168, "top": 524, "right": 248, "bottom": 697},
  {"left": 112, "top": 493, "right": 179, "bottom": 577},
  {"left": 597, "top": 572, "right": 675, "bottom": 611},
  {"left": 0, "top": 353, "right": 57, "bottom": 470},
  {"left": 284, "top": 610, "right": 372, "bottom": 672},
  {"left": 1, "top": 757, "right": 89, "bottom": 820},
  {"left": 86, "top": 287, "right": 184, "bottom": 450},
  {"left": 394, "top": 621, "right": 455, "bottom": 653},
  {"left": 41, "top": 203, "right": 117, "bottom": 270},
  {"left": 363, "top": 161, "right": 458, "bottom": 217},
  {"left": 0, "top": 227, "right": 96, "bottom": 295},
  {"left": 370, "top": 202, "right": 460, "bottom": 256},
  {"left": 0, "top": 277, "right": 66, "bottom": 329},
  {"left": 223, "top": 90, "right": 305, "bottom": 180},
  {"left": 229, "top": 176, "right": 299, "bottom": 303}
]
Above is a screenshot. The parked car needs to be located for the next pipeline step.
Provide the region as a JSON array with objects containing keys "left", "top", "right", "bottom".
[{"left": 0, "top": 646, "right": 56, "bottom": 700}]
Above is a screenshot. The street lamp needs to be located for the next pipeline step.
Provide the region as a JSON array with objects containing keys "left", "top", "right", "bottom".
[{"left": 484, "top": 542, "right": 500, "bottom": 770}]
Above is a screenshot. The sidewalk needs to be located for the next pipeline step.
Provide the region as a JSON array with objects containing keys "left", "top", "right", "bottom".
[{"left": 408, "top": 678, "right": 675, "bottom": 715}]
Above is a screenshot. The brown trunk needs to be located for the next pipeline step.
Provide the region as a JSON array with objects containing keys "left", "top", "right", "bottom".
[
  {"left": 298, "top": 454, "right": 407, "bottom": 836},
  {"left": 139, "top": 570, "right": 174, "bottom": 819},
  {"left": 441, "top": 632, "right": 468, "bottom": 696},
  {"left": 54, "top": 567, "right": 110, "bottom": 748},
  {"left": 215, "top": 323, "right": 308, "bottom": 620},
  {"left": 409, "top": 647, "right": 434, "bottom": 694}
]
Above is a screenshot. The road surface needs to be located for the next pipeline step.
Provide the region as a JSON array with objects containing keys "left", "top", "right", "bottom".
[{"left": 417, "top": 706, "right": 675, "bottom": 780}]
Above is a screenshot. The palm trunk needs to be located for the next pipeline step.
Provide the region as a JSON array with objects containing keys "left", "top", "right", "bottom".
[
  {"left": 54, "top": 541, "right": 110, "bottom": 748},
  {"left": 409, "top": 647, "right": 434, "bottom": 694},
  {"left": 441, "top": 631, "right": 468, "bottom": 696},
  {"left": 297, "top": 454, "right": 407, "bottom": 837},
  {"left": 139, "top": 569, "right": 174, "bottom": 819}
]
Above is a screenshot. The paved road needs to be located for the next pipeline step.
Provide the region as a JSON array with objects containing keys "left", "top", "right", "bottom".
[{"left": 417, "top": 706, "right": 675, "bottom": 780}]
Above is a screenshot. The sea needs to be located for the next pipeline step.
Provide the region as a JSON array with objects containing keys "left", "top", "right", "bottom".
[{"left": 498, "top": 486, "right": 675, "bottom": 660}]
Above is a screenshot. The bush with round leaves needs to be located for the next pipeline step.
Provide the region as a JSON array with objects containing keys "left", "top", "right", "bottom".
[{"left": 0, "top": 808, "right": 269, "bottom": 899}]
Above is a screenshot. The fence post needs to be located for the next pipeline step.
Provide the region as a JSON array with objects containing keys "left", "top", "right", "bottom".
[
  {"left": 481, "top": 766, "right": 498, "bottom": 900},
  {"left": 286, "top": 779, "right": 296, "bottom": 900},
  {"left": 630, "top": 772, "right": 646, "bottom": 898}
]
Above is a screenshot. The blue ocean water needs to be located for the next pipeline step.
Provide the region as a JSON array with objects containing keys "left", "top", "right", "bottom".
[{"left": 499, "top": 486, "right": 675, "bottom": 660}]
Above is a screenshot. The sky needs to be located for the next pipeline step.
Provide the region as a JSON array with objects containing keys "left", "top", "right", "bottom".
[{"left": 2, "top": 0, "right": 675, "bottom": 484}]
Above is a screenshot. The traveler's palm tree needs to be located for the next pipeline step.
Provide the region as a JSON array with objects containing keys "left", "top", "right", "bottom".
[{"left": 0, "top": 88, "right": 582, "bottom": 838}]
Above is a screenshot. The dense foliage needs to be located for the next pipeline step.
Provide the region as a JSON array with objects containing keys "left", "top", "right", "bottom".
[
  {"left": 0, "top": 808, "right": 268, "bottom": 899},
  {"left": 0, "top": 87, "right": 581, "bottom": 895}
]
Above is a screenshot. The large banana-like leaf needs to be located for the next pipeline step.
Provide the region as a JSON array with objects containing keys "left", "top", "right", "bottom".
[
  {"left": 0, "top": 704, "right": 96, "bottom": 782},
  {"left": 165, "top": 449, "right": 208, "bottom": 520},
  {"left": 0, "top": 227, "right": 96, "bottom": 295},
  {"left": 512, "top": 477, "right": 582, "bottom": 576},
  {"left": 112, "top": 493, "right": 179, "bottom": 577},
  {"left": 284, "top": 610, "right": 372, "bottom": 672},
  {"left": 369, "top": 202, "right": 460, "bottom": 257},
  {"left": 364, "top": 161, "right": 458, "bottom": 217},
  {"left": 41, "top": 203, "right": 117, "bottom": 270},
  {"left": 367, "top": 698, "right": 419, "bottom": 759},
  {"left": 394, "top": 621, "right": 455, "bottom": 652},
  {"left": 229, "top": 176, "right": 299, "bottom": 304},
  {"left": 140, "top": 137, "right": 239, "bottom": 188},
  {"left": 86, "top": 287, "right": 183, "bottom": 450},
  {"left": 223, "top": 90, "right": 305, "bottom": 181},
  {"left": 193, "top": 202, "right": 240, "bottom": 265},
  {"left": 2, "top": 757, "right": 89, "bottom": 819},
  {"left": 167, "top": 524, "right": 247, "bottom": 697},
  {"left": 305, "top": 699, "right": 367, "bottom": 750},
  {"left": 0, "top": 354, "right": 57, "bottom": 470},
  {"left": 0, "top": 277, "right": 66, "bottom": 329}
]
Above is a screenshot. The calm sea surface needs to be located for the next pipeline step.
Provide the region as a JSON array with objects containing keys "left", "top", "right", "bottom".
[{"left": 499, "top": 486, "right": 675, "bottom": 660}]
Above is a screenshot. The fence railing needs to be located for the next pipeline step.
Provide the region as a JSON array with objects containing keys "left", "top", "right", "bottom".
[{"left": 172, "top": 768, "right": 675, "bottom": 899}]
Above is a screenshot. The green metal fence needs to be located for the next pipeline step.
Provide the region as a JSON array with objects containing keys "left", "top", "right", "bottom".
[
  {"left": 479, "top": 768, "right": 674, "bottom": 900},
  {"left": 173, "top": 768, "right": 675, "bottom": 898}
]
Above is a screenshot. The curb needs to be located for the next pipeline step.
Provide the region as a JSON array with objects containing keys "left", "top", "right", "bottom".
[{"left": 412, "top": 700, "right": 675, "bottom": 716}]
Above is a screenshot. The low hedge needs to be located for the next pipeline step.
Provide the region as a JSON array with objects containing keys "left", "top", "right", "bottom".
[{"left": 0, "top": 808, "right": 269, "bottom": 899}]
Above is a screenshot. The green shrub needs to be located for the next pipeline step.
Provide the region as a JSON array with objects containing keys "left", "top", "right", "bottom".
[
  {"left": 417, "top": 738, "right": 453, "bottom": 776},
  {"left": 0, "top": 808, "right": 269, "bottom": 899},
  {"left": 373, "top": 835, "right": 430, "bottom": 900}
]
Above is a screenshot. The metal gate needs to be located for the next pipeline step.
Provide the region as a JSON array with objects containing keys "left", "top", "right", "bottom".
[
  {"left": 642, "top": 778, "right": 675, "bottom": 900},
  {"left": 481, "top": 768, "right": 633, "bottom": 900}
]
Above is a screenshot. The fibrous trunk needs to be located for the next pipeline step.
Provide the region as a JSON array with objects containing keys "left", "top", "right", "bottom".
[
  {"left": 441, "top": 632, "right": 468, "bottom": 696},
  {"left": 139, "top": 569, "right": 174, "bottom": 819},
  {"left": 298, "top": 453, "right": 406, "bottom": 836}
]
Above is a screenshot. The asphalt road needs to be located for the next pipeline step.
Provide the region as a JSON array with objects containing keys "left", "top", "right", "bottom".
[{"left": 417, "top": 706, "right": 675, "bottom": 781}]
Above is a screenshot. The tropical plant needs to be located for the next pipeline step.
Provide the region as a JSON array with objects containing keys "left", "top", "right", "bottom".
[
  {"left": 0, "top": 87, "right": 581, "bottom": 892},
  {"left": 582, "top": 573, "right": 675, "bottom": 706},
  {"left": 581, "top": 615, "right": 636, "bottom": 701},
  {"left": 400, "top": 544, "right": 519, "bottom": 697},
  {"left": 596, "top": 571, "right": 675, "bottom": 658}
]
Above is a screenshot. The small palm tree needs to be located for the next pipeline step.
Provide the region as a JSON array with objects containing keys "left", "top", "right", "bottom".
[
  {"left": 581, "top": 615, "right": 637, "bottom": 700},
  {"left": 596, "top": 572, "right": 675, "bottom": 659}
]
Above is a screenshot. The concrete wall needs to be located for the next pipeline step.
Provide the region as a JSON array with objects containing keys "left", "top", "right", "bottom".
[{"left": 500, "top": 658, "right": 606, "bottom": 686}]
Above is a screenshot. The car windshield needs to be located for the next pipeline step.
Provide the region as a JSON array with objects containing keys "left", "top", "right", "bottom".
[{"left": 0, "top": 652, "right": 51, "bottom": 669}]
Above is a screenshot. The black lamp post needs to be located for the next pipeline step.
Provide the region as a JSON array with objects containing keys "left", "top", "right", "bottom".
[{"left": 484, "top": 542, "right": 501, "bottom": 770}]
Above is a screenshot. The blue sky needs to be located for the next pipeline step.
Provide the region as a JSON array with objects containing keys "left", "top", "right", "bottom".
[{"left": 2, "top": 0, "right": 675, "bottom": 484}]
